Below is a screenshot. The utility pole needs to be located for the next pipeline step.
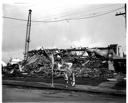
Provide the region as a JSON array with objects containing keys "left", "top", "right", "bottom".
[
  {"left": 24, "top": 9, "right": 32, "bottom": 61},
  {"left": 115, "top": 3, "right": 127, "bottom": 32}
]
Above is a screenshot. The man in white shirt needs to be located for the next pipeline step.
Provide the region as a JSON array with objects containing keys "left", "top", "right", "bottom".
[{"left": 56, "top": 55, "right": 75, "bottom": 88}]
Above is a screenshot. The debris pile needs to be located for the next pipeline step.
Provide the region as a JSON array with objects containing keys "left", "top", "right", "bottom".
[
  {"left": 76, "top": 58, "right": 114, "bottom": 78},
  {"left": 2, "top": 48, "right": 116, "bottom": 79},
  {"left": 23, "top": 49, "right": 52, "bottom": 76}
]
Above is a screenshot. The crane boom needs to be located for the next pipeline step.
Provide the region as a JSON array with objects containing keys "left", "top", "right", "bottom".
[{"left": 24, "top": 9, "right": 32, "bottom": 61}]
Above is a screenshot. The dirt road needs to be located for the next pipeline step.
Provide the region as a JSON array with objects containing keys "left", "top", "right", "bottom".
[{"left": 3, "top": 85, "right": 126, "bottom": 103}]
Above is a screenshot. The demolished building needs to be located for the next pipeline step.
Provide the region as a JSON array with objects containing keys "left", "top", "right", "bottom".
[{"left": 2, "top": 44, "right": 126, "bottom": 79}]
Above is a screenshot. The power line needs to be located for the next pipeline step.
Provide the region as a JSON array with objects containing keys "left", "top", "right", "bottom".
[
  {"left": 3, "top": 6, "right": 124, "bottom": 23},
  {"left": 3, "top": 16, "right": 27, "bottom": 21},
  {"left": 59, "top": 5, "right": 124, "bottom": 18},
  {"left": 61, "top": 7, "right": 124, "bottom": 21}
]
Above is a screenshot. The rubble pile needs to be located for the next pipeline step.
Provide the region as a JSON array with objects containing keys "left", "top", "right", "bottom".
[
  {"left": 23, "top": 50, "right": 52, "bottom": 76},
  {"left": 3, "top": 48, "right": 114, "bottom": 79},
  {"left": 76, "top": 58, "right": 114, "bottom": 78},
  {"left": 2, "top": 64, "right": 22, "bottom": 77}
]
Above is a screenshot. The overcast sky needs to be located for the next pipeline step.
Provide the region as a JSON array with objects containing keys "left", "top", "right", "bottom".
[{"left": 2, "top": 0, "right": 126, "bottom": 62}]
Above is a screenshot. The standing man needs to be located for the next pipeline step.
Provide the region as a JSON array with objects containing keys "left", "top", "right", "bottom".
[{"left": 56, "top": 55, "right": 75, "bottom": 88}]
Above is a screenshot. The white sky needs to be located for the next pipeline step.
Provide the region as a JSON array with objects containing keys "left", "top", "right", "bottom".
[{"left": 1, "top": 0, "right": 127, "bottom": 62}]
